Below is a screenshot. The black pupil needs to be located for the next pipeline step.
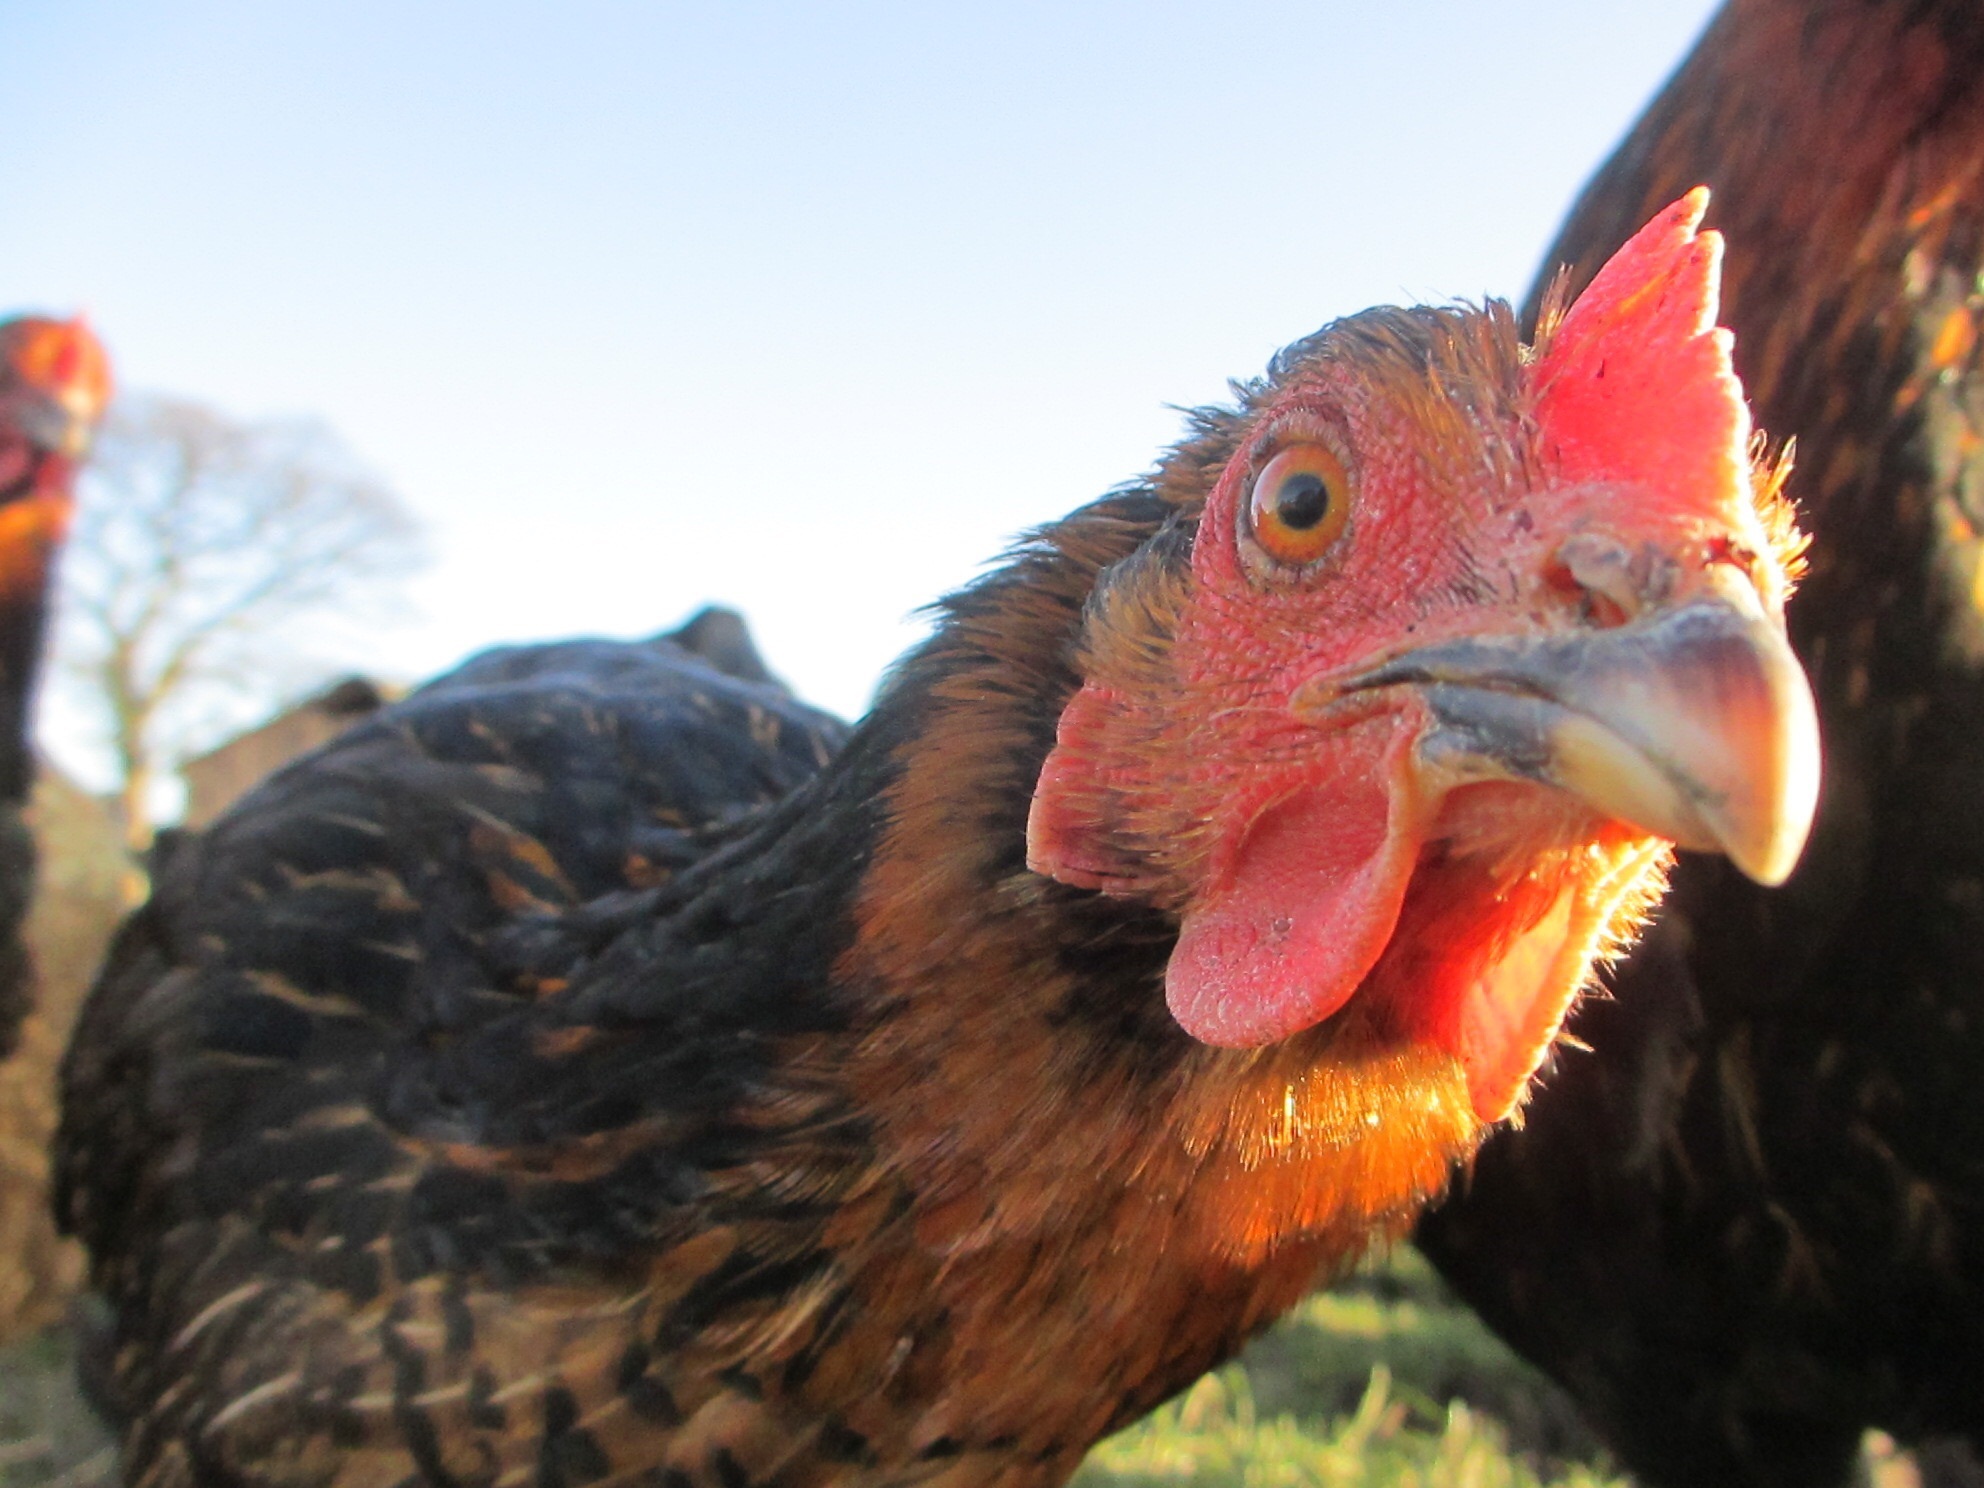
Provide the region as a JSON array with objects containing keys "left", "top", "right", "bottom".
[{"left": 1275, "top": 472, "right": 1331, "bottom": 531}]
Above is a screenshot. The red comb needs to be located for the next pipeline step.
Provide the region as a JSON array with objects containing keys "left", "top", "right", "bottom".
[
  {"left": 1532, "top": 188, "right": 1750, "bottom": 509},
  {"left": 49, "top": 325, "right": 83, "bottom": 386}
]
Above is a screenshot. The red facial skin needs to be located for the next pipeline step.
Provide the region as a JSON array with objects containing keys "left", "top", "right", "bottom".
[{"left": 0, "top": 317, "right": 112, "bottom": 608}]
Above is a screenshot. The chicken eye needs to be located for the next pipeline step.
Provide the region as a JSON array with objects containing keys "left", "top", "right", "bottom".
[{"left": 1246, "top": 443, "right": 1351, "bottom": 569}]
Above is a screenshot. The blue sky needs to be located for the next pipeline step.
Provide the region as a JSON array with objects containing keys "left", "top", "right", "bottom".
[{"left": 2, "top": 1, "right": 1723, "bottom": 786}]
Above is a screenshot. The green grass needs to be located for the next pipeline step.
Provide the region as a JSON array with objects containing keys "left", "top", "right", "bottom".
[
  {"left": 1076, "top": 1366, "right": 1621, "bottom": 1488},
  {"left": 0, "top": 1328, "right": 115, "bottom": 1488},
  {"left": 1074, "top": 1249, "right": 1623, "bottom": 1488}
]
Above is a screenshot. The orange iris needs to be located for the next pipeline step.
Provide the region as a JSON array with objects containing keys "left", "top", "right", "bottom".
[{"left": 1247, "top": 443, "right": 1351, "bottom": 568}]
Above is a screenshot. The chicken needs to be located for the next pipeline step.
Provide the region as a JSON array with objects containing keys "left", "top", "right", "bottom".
[
  {"left": 1413, "top": 4, "right": 1984, "bottom": 1484},
  {"left": 0, "top": 315, "right": 118, "bottom": 1347},
  {"left": 56, "top": 198, "right": 1815, "bottom": 1488},
  {"left": 0, "top": 316, "right": 111, "bottom": 1054}
]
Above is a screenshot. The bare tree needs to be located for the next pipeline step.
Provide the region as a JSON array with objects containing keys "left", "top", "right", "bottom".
[{"left": 58, "top": 394, "right": 426, "bottom": 850}]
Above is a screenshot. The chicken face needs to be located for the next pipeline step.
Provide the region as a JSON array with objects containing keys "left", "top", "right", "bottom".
[
  {"left": 1029, "top": 193, "right": 1817, "bottom": 1122},
  {"left": 0, "top": 318, "right": 110, "bottom": 459},
  {"left": 0, "top": 317, "right": 111, "bottom": 613}
]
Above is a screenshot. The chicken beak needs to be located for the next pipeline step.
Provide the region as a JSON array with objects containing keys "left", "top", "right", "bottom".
[
  {"left": 1299, "top": 578, "right": 1820, "bottom": 886},
  {"left": 16, "top": 386, "right": 101, "bottom": 458}
]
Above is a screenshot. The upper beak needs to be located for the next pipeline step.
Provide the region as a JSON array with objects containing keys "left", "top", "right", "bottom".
[{"left": 1297, "top": 573, "right": 1821, "bottom": 886}]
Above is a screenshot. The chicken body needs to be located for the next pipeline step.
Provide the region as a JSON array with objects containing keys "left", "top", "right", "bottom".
[
  {"left": 1415, "top": 4, "right": 1984, "bottom": 1484},
  {"left": 63, "top": 589, "right": 1356, "bottom": 1488},
  {"left": 58, "top": 209, "right": 1811, "bottom": 1488}
]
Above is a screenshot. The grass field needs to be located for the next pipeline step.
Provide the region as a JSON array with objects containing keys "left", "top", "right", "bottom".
[
  {"left": 1074, "top": 1250, "right": 1623, "bottom": 1488},
  {"left": 0, "top": 1328, "right": 114, "bottom": 1488}
]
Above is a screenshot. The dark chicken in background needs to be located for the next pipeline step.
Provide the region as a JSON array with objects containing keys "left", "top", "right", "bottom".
[
  {"left": 1415, "top": 3, "right": 1984, "bottom": 1484},
  {"left": 57, "top": 202, "right": 1814, "bottom": 1488},
  {"left": 0, "top": 317, "right": 111, "bottom": 1055}
]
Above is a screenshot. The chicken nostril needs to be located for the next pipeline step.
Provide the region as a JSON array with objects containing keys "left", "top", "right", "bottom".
[
  {"left": 1543, "top": 564, "right": 1632, "bottom": 629},
  {"left": 1704, "top": 533, "right": 1764, "bottom": 583},
  {"left": 1548, "top": 533, "right": 1651, "bottom": 630},
  {"left": 1583, "top": 586, "right": 1631, "bottom": 630}
]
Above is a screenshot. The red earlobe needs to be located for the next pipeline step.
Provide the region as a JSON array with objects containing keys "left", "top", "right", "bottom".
[{"left": 1027, "top": 680, "right": 1163, "bottom": 895}]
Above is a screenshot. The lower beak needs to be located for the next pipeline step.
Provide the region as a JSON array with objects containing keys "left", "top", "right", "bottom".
[{"left": 1300, "top": 582, "right": 1821, "bottom": 886}]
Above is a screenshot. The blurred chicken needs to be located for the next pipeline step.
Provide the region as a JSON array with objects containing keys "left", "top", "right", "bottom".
[
  {"left": 0, "top": 316, "right": 110, "bottom": 1053},
  {"left": 1415, "top": 4, "right": 1984, "bottom": 1484},
  {"left": 0, "top": 316, "right": 118, "bottom": 1345},
  {"left": 59, "top": 202, "right": 1815, "bottom": 1488}
]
